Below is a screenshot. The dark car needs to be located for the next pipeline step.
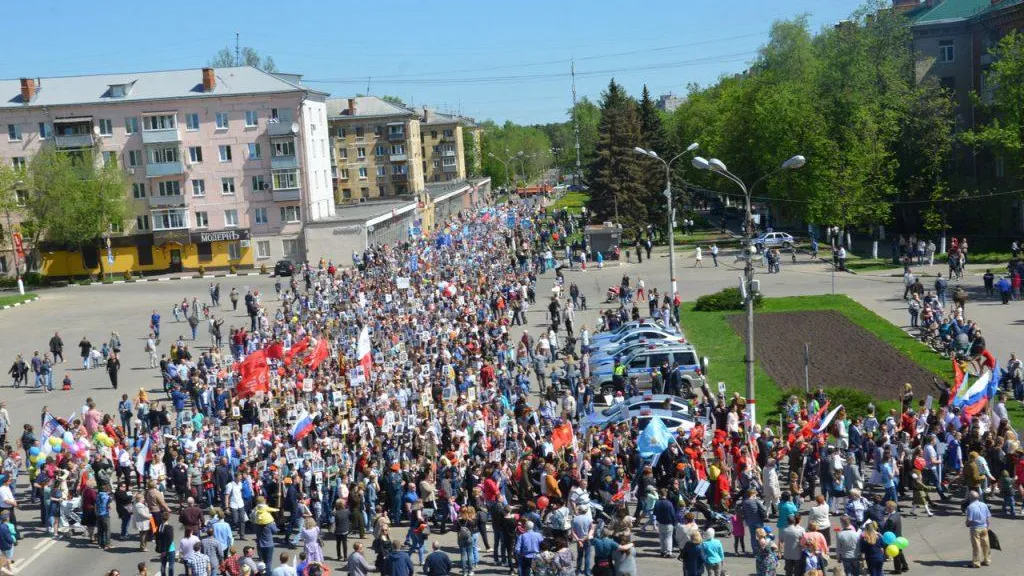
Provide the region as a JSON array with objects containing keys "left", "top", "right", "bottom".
[{"left": 274, "top": 260, "right": 295, "bottom": 277}]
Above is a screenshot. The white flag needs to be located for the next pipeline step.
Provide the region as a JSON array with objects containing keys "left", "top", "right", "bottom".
[{"left": 135, "top": 437, "right": 150, "bottom": 476}]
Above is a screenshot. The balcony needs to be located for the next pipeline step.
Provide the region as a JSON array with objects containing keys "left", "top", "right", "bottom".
[
  {"left": 443, "top": 164, "right": 458, "bottom": 173},
  {"left": 54, "top": 133, "right": 95, "bottom": 149},
  {"left": 272, "top": 189, "right": 301, "bottom": 202},
  {"left": 146, "top": 161, "right": 185, "bottom": 178},
  {"left": 148, "top": 195, "right": 186, "bottom": 208},
  {"left": 271, "top": 155, "right": 299, "bottom": 170},
  {"left": 268, "top": 121, "right": 299, "bottom": 137},
  {"left": 389, "top": 153, "right": 407, "bottom": 162},
  {"left": 392, "top": 173, "right": 408, "bottom": 182},
  {"left": 388, "top": 131, "right": 406, "bottom": 142},
  {"left": 442, "top": 149, "right": 456, "bottom": 157},
  {"left": 142, "top": 128, "right": 181, "bottom": 144},
  {"left": 440, "top": 135, "right": 456, "bottom": 143}
]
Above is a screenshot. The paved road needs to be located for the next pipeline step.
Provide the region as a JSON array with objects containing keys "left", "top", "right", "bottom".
[{"left": 2, "top": 251, "right": 1023, "bottom": 575}]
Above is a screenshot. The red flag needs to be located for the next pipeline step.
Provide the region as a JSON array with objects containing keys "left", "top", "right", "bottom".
[
  {"left": 284, "top": 337, "right": 310, "bottom": 366},
  {"left": 266, "top": 341, "right": 285, "bottom": 360},
  {"left": 806, "top": 400, "right": 830, "bottom": 430},
  {"left": 949, "top": 358, "right": 965, "bottom": 405},
  {"left": 304, "top": 339, "right": 329, "bottom": 371},
  {"left": 236, "top": 350, "right": 270, "bottom": 398},
  {"left": 551, "top": 422, "right": 574, "bottom": 452}
]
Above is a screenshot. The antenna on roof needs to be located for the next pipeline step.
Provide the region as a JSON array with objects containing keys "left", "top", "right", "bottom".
[
  {"left": 235, "top": 32, "right": 240, "bottom": 67},
  {"left": 366, "top": 77, "right": 372, "bottom": 95}
]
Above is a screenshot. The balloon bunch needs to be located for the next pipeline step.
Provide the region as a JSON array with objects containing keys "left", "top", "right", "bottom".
[
  {"left": 28, "top": 432, "right": 93, "bottom": 470},
  {"left": 882, "top": 531, "right": 910, "bottom": 558}
]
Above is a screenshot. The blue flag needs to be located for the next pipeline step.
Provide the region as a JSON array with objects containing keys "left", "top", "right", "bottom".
[{"left": 637, "top": 416, "right": 673, "bottom": 458}]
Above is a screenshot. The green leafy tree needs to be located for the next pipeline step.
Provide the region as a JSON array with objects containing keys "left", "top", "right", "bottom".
[
  {"left": 0, "top": 163, "right": 24, "bottom": 252},
  {"left": 962, "top": 30, "right": 1024, "bottom": 162},
  {"left": 480, "top": 121, "right": 552, "bottom": 187},
  {"left": 210, "top": 47, "right": 277, "bottom": 72},
  {"left": 636, "top": 85, "right": 677, "bottom": 234},
  {"left": 586, "top": 79, "right": 647, "bottom": 231},
  {"left": 24, "top": 146, "right": 128, "bottom": 270}
]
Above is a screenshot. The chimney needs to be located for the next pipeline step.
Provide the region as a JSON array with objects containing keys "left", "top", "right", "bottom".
[
  {"left": 892, "top": 0, "right": 918, "bottom": 11},
  {"left": 202, "top": 68, "right": 216, "bottom": 93},
  {"left": 19, "top": 78, "right": 35, "bottom": 103},
  {"left": 423, "top": 106, "right": 431, "bottom": 123},
  {"left": 347, "top": 98, "right": 356, "bottom": 116}
]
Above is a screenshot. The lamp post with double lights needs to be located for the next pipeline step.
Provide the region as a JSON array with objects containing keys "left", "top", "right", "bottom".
[
  {"left": 633, "top": 142, "right": 699, "bottom": 299},
  {"left": 691, "top": 153, "right": 806, "bottom": 423}
]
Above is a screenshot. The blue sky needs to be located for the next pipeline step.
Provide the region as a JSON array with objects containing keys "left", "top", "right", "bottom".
[{"left": 1, "top": 0, "right": 867, "bottom": 125}]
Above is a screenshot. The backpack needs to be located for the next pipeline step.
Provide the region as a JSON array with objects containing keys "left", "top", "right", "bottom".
[{"left": 458, "top": 524, "right": 473, "bottom": 547}]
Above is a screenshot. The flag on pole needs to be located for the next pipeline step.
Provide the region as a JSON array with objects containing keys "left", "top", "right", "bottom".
[
  {"left": 637, "top": 417, "right": 673, "bottom": 458},
  {"left": 357, "top": 326, "right": 372, "bottom": 381},
  {"left": 236, "top": 350, "right": 270, "bottom": 398},
  {"left": 551, "top": 422, "right": 575, "bottom": 452},
  {"left": 284, "top": 337, "right": 310, "bottom": 365},
  {"left": 814, "top": 404, "right": 844, "bottom": 434},
  {"left": 135, "top": 436, "right": 150, "bottom": 476},
  {"left": 304, "top": 339, "right": 329, "bottom": 371},
  {"left": 265, "top": 341, "right": 285, "bottom": 361},
  {"left": 949, "top": 358, "right": 966, "bottom": 404},
  {"left": 291, "top": 414, "right": 315, "bottom": 441}
]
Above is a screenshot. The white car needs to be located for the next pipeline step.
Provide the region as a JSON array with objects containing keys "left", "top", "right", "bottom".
[{"left": 753, "top": 231, "right": 795, "bottom": 251}]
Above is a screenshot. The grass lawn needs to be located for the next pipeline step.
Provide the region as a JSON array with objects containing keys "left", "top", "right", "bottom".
[
  {"left": 678, "top": 294, "right": 1015, "bottom": 425},
  {"left": 551, "top": 191, "right": 589, "bottom": 214},
  {"left": 0, "top": 293, "right": 37, "bottom": 307}
]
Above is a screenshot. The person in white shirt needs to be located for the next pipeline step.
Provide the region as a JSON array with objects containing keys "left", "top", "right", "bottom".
[{"left": 224, "top": 473, "right": 247, "bottom": 540}]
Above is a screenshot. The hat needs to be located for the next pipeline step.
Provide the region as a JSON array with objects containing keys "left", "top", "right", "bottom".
[{"left": 284, "top": 477, "right": 293, "bottom": 484}]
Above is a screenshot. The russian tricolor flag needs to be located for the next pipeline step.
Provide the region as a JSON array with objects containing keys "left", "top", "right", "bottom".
[{"left": 291, "top": 414, "right": 315, "bottom": 441}]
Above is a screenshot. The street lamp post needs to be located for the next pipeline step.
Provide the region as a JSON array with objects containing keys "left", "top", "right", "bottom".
[
  {"left": 487, "top": 152, "right": 511, "bottom": 191},
  {"left": 633, "top": 142, "right": 699, "bottom": 298},
  {"left": 692, "top": 154, "right": 805, "bottom": 424}
]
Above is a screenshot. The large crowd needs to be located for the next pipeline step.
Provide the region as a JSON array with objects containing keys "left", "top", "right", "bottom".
[{"left": 0, "top": 197, "right": 1016, "bottom": 576}]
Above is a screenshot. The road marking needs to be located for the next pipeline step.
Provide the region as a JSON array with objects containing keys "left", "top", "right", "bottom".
[
  {"left": 32, "top": 538, "right": 50, "bottom": 550},
  {"left": 14, "top": 538, "right": 57, "bottom": 574}
]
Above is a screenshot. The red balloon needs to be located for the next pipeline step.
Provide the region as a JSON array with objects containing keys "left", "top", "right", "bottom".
[{"left": 537, "top": 496, "right": 550, "bottom": 510}]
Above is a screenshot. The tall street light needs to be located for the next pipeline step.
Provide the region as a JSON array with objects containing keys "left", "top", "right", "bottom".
[
  {"left": 633, "top": 142, "right": 699, "bottom": 299},
  {"left": 487, "top": 152, "right": 511, "bottom": 190},
  {"left": 691, "top": 153, "right": 806, "bottom": 424}
]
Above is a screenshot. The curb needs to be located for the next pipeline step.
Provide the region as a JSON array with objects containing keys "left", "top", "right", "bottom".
[
  {"left": 0, "top": 296, "right": 40, "bottom": 310},
  {"left": 69, "top": 272, "right": 265, "bottom": 286}
]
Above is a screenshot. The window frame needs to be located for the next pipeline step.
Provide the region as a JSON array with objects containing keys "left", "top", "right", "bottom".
[
  {"left": 7, "top": 124, "right": 22, "bottom": 142},
  {"left": 224, "top": 209, "right": 239, "bottom": 228},
  {"left": 125, "top": 117, "right": 138, "bottom": 134},
  {"left": 939, "top": 40, "right": 955, "bottom": 63},
  {"left": 218, "top": 145, "right": 232, "bottom": 162},
  {"left": 194, "top": 211, "right": 209, "bottom": 229},
  {"left": 221, "top": 177, "right": 236, "bottom": 195},
  {"left": 192, "top": 179, "right": 206, "bottom": 196},
  {"left": 244, "top": 110, "right": 258, "bottom": 128},
  {"left": 98, "top": 118, "right": 113, "bottom": 136},
  {"left": 185, "top": 113, "right": 200, "bottom": 131},
  {"left": 254, "top": 207, "right": 269, "bottom": 224},
  {"left": 215, "top": 112, "right": 230, "bottom": 130},
  {"left": 188, "top": 146, "right": 203, "bottom": 163}
]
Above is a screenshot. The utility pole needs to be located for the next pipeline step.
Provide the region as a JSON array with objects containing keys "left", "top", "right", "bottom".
[
  {"left": 571, "top": 60, "right": 582, "bottom": 189},
  {"left": 235, "top": 32, "right": 240, "bottom": 66}
]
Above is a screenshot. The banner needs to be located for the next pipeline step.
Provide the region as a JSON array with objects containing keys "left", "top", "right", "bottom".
[
  {"left": 135, "top": 436, "right": 150, "bottom": 476},
  {"left": 237, "top": 350, "right": 270, "bottom": 398},
  {"left": 41, "top": 413, "right": 65, "bottom": 441},
  {"left": 305, "top": 339, "right": 329, "bottom": 371}
]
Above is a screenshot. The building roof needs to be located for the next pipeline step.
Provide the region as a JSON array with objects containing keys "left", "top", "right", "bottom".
[
  {"left": 911, "top": 0, "right": 1020, "bottom": 25},
  {"left": 420, "top": 107, "right": 475, "bottom": 126},
  {"left": 331, "top": 199, "right": 416, "bottom": 222},
  {"left": 0, "top": 66, "right": 326, "bottom": 109},
  {"left": 326, "top": 96, "right": 416, "bottom": 120}
]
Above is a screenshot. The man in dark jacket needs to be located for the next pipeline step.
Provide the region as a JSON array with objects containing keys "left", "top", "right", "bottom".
[
  {"left": 385, "top": 543, "right": 415, "bottom": 576},
  {"left": 423, "top": 541, "right": 452, "bottom": 576},
  {"left": 882, "top": 500, "right": 908, "bottom": 573},
  {"left": 653, "top": 489, "right": 676, "bottom": 557}
]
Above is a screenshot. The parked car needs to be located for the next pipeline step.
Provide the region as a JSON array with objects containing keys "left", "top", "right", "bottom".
[
  {"left": 581, "top": 394, "right": 691, "bottom": 431},
  {"left": 589, "top": 339, "right": 683, "bottom": 367},
  {"left": 274, "top": 260, "right": 296, "bottom": 276},
  {"left": 588, "top": 329, "right": 686, "bottom": 356},
  {"left": 592, "top": 344, "right": 708, "bottom": 399},
  {"left": 590, "top": 407, "right": 697, "bottom": 435},
  {"left": 753, "top": 231, "right": 795, "bottom": 251},
  {"left": 590, "top": 320, "right": 680, "bottom": 346}
]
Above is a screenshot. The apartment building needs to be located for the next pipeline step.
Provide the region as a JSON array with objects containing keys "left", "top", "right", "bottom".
[
  {"left": 327, "top": 96, "right": 425, "bottom": 204},
  {"left": 0, "top": 66, "right": 334, "bottom": 276},
  {"left": 419, "top": 107, "right": 466, "bottom": 182}
]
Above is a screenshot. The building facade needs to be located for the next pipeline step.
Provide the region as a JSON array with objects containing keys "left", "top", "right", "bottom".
[
  {"left": 419, "top": 108, "right": 466, "bottom": 183},
  {"left": 327, "top": 96, "right": 425, "bottom": 204},
  {"left": 0, "top": 66, "right": 334, "bottom": 276}
]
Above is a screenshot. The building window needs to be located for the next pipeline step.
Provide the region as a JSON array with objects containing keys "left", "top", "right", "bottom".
[
  {"left": 252, "top": 175, "right": 266, "bottom": 191},
  {"left": 136, "top": 215, "right": 151, "bottom": 231},
  {"left": 195, "top": 211, "right": 209, "bottom": 228},
  {"left": 38, "top": 123, "right": 51, "bottom": 139},
  {"left": 358, "top": 167, "right": 368, "bottom": 179},
  {"left": 270, "top": 108, "right": 293, "bottom": 123},
  {"left": 256, "top": 240, "right": 271, "bottom": 259},
  {"left": 221, "top": 177, "right": 236, "bottom": 194},
  {"left": 431, "top": 131, "right": 437, "bottom": 139},
  {"left": 280, "top": 205, "right": 301, "bottom": 223},
  {"left": 342, "top": 188, "right": 352, "bottom": 199},
  {"left": 102, "top": 151, "right": 117, "bottom": 167},
  {"left": 185, "top": 113, "right": 199, "bottom": 131},
  {"left": 143, "top": 114, "right": 176, "bottom": 130},
  {"left": 254, "top": 207, "right": 268, "bottom": 224},
  {"left": 128, "top": 150, "right": 142, "bottom": 167},
  {"left": 191, "top": 179, "right": 205, "bottom": 196},
  {"left": 189, "top": 146, "right": 203, "bottom": 163},
  {"left": 11, "top": 157, "right": 25, "bottom": 170},
  {"left": 152, "top": 209, "right": 188, "bottom": 230},
  {"left": 132, "top": 183, "right": 146, "bottom": 199},
  {"left": 157, "top": 180, "right": 181, "bottom": 196},
  {"left": 98, "top": 119, "right": 112, "bottom": 136},
  {"left": 125, "top": 117, "right": 138, "bottom": 134},
  {"left": 215, "top": 112, "right": 229, "bottom": 129},
  {"left": 272, "top": 170, "right": 299, "bottom": 189},
  {"left": 248, "top": 143, "right": 261, "bottom": 160},
  {"left": 376, "top": 166, "right": 386, "bottom": 177},
  {"left": 443, "top": 129, "right": 454, "bottom": 138},
  {"left": 360, "top": 187, "right": 370, "bottom": 198},
  {"left": 273, "top": 140, "right": 295, "bottom": 157},
  {"left": 15, "top": 190, "right": 27, "bottom": 205},
  {"left": 228, "top": 241, "right": 242, "bottom": 260},
  {"left": 7, "top": 124, "right": 21, "bottom": 142},
  {"left": 282, "top": 239, "right": 299, "bottom": 257},
  {"left": 245, "top": 110, "right": 258, "bottom": 127},
  {"left": 375, "top": 145, "right": 386, "bottom": 157},
  {"left": 356, "top": 147, "right": 366, "bottom": 160},
  {"left": 218, "top": 145, "right": 232, "bottom": 162},
  {"left": 339, "top": 168, "right": 349, "bottom": 180},
  {"left": 938, "top": 40, "right": 955, "bottom": 63},
  {"left": 433, "top": 159, "right": 441, "bottom": 169},
  {"left": 224, "top": 209, "right": 239, "bottom": 227},
  {"left": 148, "top": 146, "right": 179, "bottom": 164},
  {"left": 336, "top": 127, "right": 346, "bottom": 138},
  {"left": 391, "top": 144, "right": 405, "bottom": 155},
  {"left": 442, "top": 157, "right": 457, "bottom": 167},
  {"left": 389, "top": 125, "right": 404, "bottom": 136},
  {"left": 355, "top": 127, "right": 364, "bottom": 138}
]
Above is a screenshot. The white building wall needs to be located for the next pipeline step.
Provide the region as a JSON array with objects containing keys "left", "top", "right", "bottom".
[{"left": 301, "top": 97, "right": 335, "bottom": 221}]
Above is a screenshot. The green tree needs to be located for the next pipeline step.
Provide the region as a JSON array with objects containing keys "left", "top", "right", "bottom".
[
  {"left": 586, "top": 79, "right": 647, "bottom": 231},
  {"left": 0, "top": 163, "right": 24, "bottom": 252},
  {"left": 636, "top": 85, "right": 677, "bottom": 233},
  {"left": 963, "top": 30, "right": 1024, "bottom": 162},
  {"left": 894, "top": 80, "right": 955, "bottom": 233},
  {"left": 24, "top": 146, "right": 128, "bottom": 268},
  {"left": 479, "top": 121, "right": 552, "bottom": 187},
  {"left": 209, "top": 47, "right": 277, "bottom": 72}
]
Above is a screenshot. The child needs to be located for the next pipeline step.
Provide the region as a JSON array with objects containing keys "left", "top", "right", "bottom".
[
  {"left": 1000, "top": 470, "right": 1016, "bottom": 517},
  {"left": 62, "top": 374, "right": 73, "bottom": 391},
  {"left": 641, "top": 485, "right": 657, "bottom": 532},
  {"left": 731, "top": 506, "right": 746, "bottom": 554},
  {"left": 910, "top": 470, "right": 932, "bottom": 517}
]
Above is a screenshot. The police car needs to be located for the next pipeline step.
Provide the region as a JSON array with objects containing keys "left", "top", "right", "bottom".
[
  {"left": 581, "top": 394, "right": 690, "bottom": 431},
  {"left": 589, "top": 320, "right": 681, "bottom": 346},
  {"left": 592, "top": 344, "right": 708, "bottom": 399},
  {"left": 588, "top": 327, "right": 685, "bottom": 356},
  {"left": 588, "top": 338, "right": 683, "bottom": 367},
  {"left": 585, "top": 406, "right": 696, "bottom": 435}
]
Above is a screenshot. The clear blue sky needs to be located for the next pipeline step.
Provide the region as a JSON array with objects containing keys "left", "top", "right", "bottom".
[{"left": 1, "top": 0, "right": 867, "bottom": 125}]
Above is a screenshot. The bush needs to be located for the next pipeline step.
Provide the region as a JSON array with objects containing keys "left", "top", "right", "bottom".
[
  {"left": 694, "top": 287, "right": 763, "bottom": 312},
  {"left": 123, "top": 271, "right": 134, "bottom": 281},
  {"left": 229, "top": 263, "right": 238, "bottom": 274},
  {"left": 260, "top": 263, "right": 268, "bottom": 275},
  {"left": 770, "top": 386, "right": 875, "bottom": 423},
  {"left": 197, "top": 265, "right": 205, "bottom": 277}
]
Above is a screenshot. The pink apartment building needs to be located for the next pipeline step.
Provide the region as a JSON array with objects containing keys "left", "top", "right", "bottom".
[{"left": 0, "top": 65, "right": 334, "bottom": 276}]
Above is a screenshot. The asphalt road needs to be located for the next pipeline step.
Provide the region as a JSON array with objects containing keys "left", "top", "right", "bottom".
[{"left": 2, "top": 249, "right": 1023, "bottom": 576}]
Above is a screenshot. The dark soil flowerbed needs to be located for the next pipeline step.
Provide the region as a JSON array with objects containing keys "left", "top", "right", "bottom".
[{"left": 726, "top": 310, "right": 937, "bottom": 400}]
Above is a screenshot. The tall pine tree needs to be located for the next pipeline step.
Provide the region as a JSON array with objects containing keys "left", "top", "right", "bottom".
[
  {"left": 586, "top": 80, "right": 647, "bottom": 233},
  {"left": 637, "top": 85, "right": 677, "bottom": 239}
]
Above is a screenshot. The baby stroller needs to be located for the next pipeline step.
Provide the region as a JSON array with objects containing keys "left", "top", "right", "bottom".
[{"left": 60, "top": 496, "right": 87, "bottom": 535}]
